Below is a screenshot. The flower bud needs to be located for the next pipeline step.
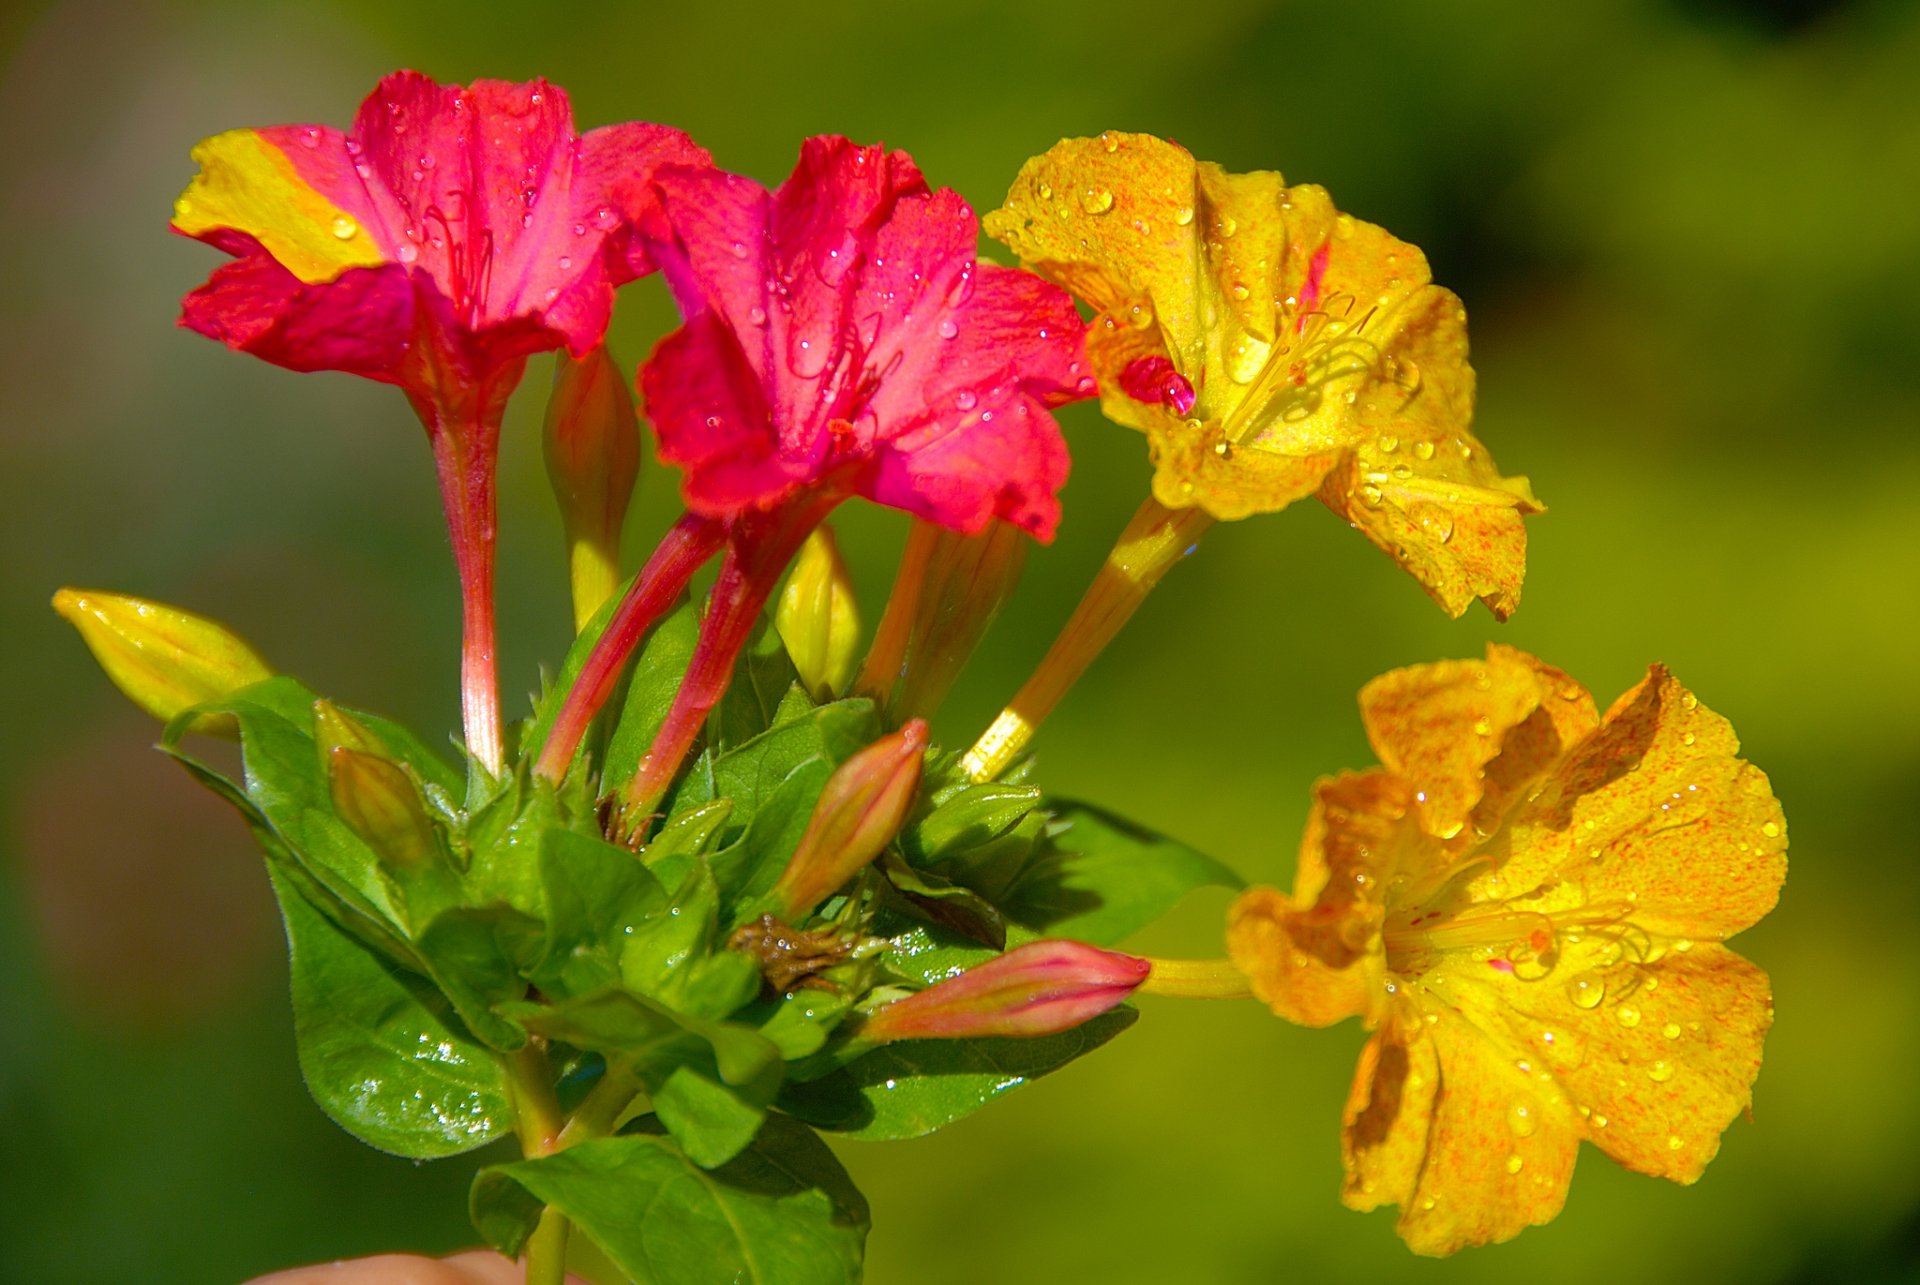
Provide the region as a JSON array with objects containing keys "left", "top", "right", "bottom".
[
  {"left": 860, "top": 940, "right": 1149, "bottom": 1042},
  {"left": 52, "top": 588, "right": 272, "bottom": 735},
  {"left": 318, "top": 700, "right": 443, "bottom": 873},
  {"left": 767, "top": 720, "right": 928, "bottom": 919},
  {"left": 775, "top": 525, "right": 862, "bottom": 701},
  {"left": 544, "top": 345, "right": 641, "bottom": 632}
]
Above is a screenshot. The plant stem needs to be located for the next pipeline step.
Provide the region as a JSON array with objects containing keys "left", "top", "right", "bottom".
[
  {"left": 962, "top": 496, "right": 1215, "bottom": 782},
  {"left": 557, "top": 1060, "right": 642, "bottom": 1148},
  {"left": 524, "top": 1205, "right": 571, "bottom": 1285},
  {"left": 1136, "top": 956, "right": 1253, "bottom": 1000},
  {"left": 534, "top": 512, "right": 725, "bottom": 782},
  {"left": 507, "top": 1043, "right": 565, "bottom": 1158}
]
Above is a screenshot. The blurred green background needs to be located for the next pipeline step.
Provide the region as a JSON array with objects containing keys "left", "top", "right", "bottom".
[{"left": 4, "top": 0, "right": 1916, "bottom": 1280}]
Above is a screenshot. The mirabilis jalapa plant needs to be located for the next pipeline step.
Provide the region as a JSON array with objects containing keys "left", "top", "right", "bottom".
[{"left": 54, "top": 73, "right": 1786, "bottom": 1279}]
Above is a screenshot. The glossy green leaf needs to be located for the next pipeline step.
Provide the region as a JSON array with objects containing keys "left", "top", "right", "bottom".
[
  {"left": 710, "top": 757, "right": 832, "bottom": 916},
  {"left": 652, "top": 1064, "right": 768, "bottom": 1168},
  {"left": 471, "top": 1118, "right": 867, "bottom": 1283},
  {"left": 533, "top": 828, "right": 668, "bottom": 999},
  {"left": 669, "top": 698, "right": 878, "bottom": 838},
  {"left": 509, "top": 989, "right": 781, "bottom": 1090},
  {"left": 1002, "top": 798, "right": 1244, "bottom": 946},
  {"left": 778, "top": 1009, "right": 1137, "bottom": 1140},
  {"left": 902, "top": 781, "right": 1041, "bottom": 865},
  {"left": 414, "top": 905, "right": 543, "bottom": 1051},
  {"left": 271, "top": 866, "right": 510, "bottom": 1158},
  {"left": 712, "top": 618, "right": 805, "bottom": 747}
]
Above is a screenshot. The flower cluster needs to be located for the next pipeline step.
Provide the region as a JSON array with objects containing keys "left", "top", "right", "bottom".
[{"left": 54, "top": 69, "right": 1785, "bottom": 1280}]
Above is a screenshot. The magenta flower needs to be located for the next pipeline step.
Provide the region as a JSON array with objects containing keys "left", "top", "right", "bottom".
[
  {"left": 537, "top": 138, "right": 1089, "bottom": 822},
  {"left": 172, "top": 71, "right": 708, "bottom": 774}
]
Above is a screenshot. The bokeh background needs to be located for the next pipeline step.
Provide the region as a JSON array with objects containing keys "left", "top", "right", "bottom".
[{"left": 4, "top": 0, "right": 1917, "bottom": 1280}]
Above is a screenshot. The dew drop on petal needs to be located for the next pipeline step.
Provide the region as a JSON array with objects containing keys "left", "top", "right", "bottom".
[
  {"left": 1079, "top": 186, "right": 1115, "bottom": 215},
  {"left": 1413, "top": 440, "right": 1436, "bottom": 460},
  {"left": 1662, "top": 1022, "right": 1682, "bottom": 1040},
  {"left": 955, "top": 390, "right": 978, "bottom": 411},
  {"left": 1508, "top": 1103, "right": 1539, "bottom": 1138},
  {"left": 1175, "top": 205, "right": 1195, "bottom": 226},
  {"left": 1566, "top": 972, "right": 1605, "bottom": 1009},
  {"left": 1615, "top": 1004, "right": 1642, "bottom": 1029},
  {"left": 397, "top": 244, "right": 420, "bottom": 264},
  {"left": 1648, "top": 1060, "right": 1675, "bottom": 1082},
  {"left": 937, "top": 318, "right": 959, "bottom": 340},
  {"left": 748, "top": 305, "right": 768, "bottom": 327},
  {"left": 1505, "top": 1154, "right": 1524, "bottom": 1175},
  {"left": 330, "top": 216, "right": 358, "bottom": 240}
]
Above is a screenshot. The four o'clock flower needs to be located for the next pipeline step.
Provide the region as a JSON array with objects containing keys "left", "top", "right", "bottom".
[
  {"left": 963, "top": 132, "right": 1542, "bottom": 781},
  {"left": 171, "top": 71, "right": 708, "bottom": 777},
  {"left": 534, "top": 137, "right": 1089, "bottom": 828},
  {"left": 860, "top": 940, "right": 1150, "bottom": 1043}
]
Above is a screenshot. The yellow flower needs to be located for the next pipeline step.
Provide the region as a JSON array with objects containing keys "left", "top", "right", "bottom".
[
  {"left": 986, "top": 132, "right": 1541, "bottom": 619},
  {"left": 1227, "top": 645, "right": 1785, "bottom": 1254}
]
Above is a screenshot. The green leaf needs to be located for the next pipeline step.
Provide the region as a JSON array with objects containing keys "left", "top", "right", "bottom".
[
  {"left": 600, "top": 598, "right": 701, "bottom": 792},
  {"left": 778, "top": 1009, "right": 1138, "bottom": 1141},
  {"left": 1002, "top": 798, "right": 1245, "bottom": 946},
  {"left": 639, "top": 799, "right": 734, "bottom": 891},
  {"left": 533, "top": 829, "right": 668, "bottom": 999},
  {"left": 669, "top": 698, "right": 878, "bottom": 837},
  {"left": 652, "top": 1064, "right": 768, "bottom": 1168},
  {"left": 520, "top": 576, "right": 639, "bottom": 770},
  {"left": 712, "top": 618, "right": 804, "bottom": 747},
  {"left": 414, "top": 906, "right": 543, "bottom": 1051},
  {"left": 509, "top": 989, "right": 781, "bottom": 1091},
  {"left": 270, "top": 866, "right": 510, "bottom": 1158},
  {"left": 902, "top": 781, "right": 1041, "bottom": 865},
  {"left": 879, "top": 855, "right": 1007, "bottom": 951},
  {"left": 710, "top": 757, "right": 832, "bottom": 916},
  {"left": 471, "top": 1117, "right": 868, "bottom": 1284},
  {"left": 171, "top": 679, "right": 410, "bottom": 933}
]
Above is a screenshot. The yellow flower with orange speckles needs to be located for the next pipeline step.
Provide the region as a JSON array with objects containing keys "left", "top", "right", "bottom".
[{"left": 1228, "top": 645, "right": 1786, "bottom": 1254}]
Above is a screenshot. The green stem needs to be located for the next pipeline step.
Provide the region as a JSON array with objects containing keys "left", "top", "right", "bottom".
[
  {"left": 525, "top": 1204, "right": 572, "bottom": 1285},
  {"left": 1136, "top": 956, "right": 1253, "bottom": 1000},
  {"left": 507, "top": 1043, "right": 566, "bottom": 1158},
  {"left": 558, "top": 1059, "right": 643, "bottom": 1148}
]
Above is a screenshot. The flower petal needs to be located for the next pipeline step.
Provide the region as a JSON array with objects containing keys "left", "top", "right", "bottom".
[
  {"left": 1315, "top": 287, "right": 1541, "bottom": 618},
  {"left": 1495, "top": 666, "right": 1789, "bottom": 942},
  {"left": 179, "top": 241, "right": 413, "bottom": 377},
  {"left": 1350, "top": 1011, "right": 1581, "bottom": 1255},
  {"left": 641, "top": 310, "right": 799, "bottom": 516},
  {"left": 1359, "top": 645, "right": 1596, "bottom": 841}
]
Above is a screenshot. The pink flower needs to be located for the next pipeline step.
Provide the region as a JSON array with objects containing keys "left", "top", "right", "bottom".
[
  {"left": 537, "top": 139, "right": 1091, "bottom": 820},
  {"left": 637, "top": 135, "right": 1083, "bottom": 540},
  {"left": 172, "top": 71, "right": 707, "bottom": 774}
]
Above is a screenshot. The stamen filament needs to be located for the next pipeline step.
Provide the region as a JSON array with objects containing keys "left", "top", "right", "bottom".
[{"left": 963, "top": 496, "right": 1214, "bottom": 782}]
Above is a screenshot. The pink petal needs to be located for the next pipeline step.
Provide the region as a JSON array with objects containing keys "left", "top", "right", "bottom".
[{"left": 178, "top": 237, "right": 414, "bottom": 379}]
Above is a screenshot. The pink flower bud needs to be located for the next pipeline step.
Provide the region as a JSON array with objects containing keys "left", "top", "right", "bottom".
[
  {"left": 860, "top": 940, "right": 1149, "bottom": 1042},
  {"left": 767, "top": 720, "right": 929, "bottom": 920}
]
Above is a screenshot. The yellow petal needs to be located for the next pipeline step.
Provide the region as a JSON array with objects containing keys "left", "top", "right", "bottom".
[
  {"left": 1359, "top": 648, "right": 1564, "bottom": 840},
  {"left": 1347, "top": 1008, "right": 1581, "bottom": 1255},
  {"left": 1227, "top": 885, "right": 1379, "bottom": 1028},
  {"left": 1316, "top": 287, "right": 1542, "bottom": 619},
  {"left": 172, "top": 130, "right": 387, "bottom": 284},
  {"left": 989, "top": 136, "right": 1463, "bottom": 523},
  {"left": 1495, "top": 665, "right": 1788, "bottom": 941}
]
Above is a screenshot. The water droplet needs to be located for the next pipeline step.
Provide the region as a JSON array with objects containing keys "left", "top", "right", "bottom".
[
  {"left": 1100, "top": 130, "right": 1120, "bottom": 153},
  {"left": 1761, "top": 821, "right": 1780, "bottom": 838},
  {"left": 1508, "top": 1103, "right": 1539, "bottom": 1138},
  {"left": 593, "top": 205, "right": 619, "bottom": 230},
  {"left": 1217, "top": 214, "right": 1238, "bottom": 238},
  {"left": 748, "top": 305, "right": 768, "bottom": 327},
  {"left": 1411, "top": 501, "right": 1455, "bottom": 543},
  {"left": 1473, "top": 716, "right": 1493, "bottom": 736},
  {"left": 937, "top": 318, "right": 959, "bottom": 340},
  {"left": 1378, "top": 434, "right": 1400, "bottom": 453},
  {"left": 1661, "top": 1023, "right": 1682, "bottom": 1040},
  {"left": 1505, "top": 1154, "right": 1525, "bottom": 1175},
  {"left": 730, "top": 240, "right": 749, "bottom": 259},
  {"left": 1360, "top": 485, "right": 1384, "bottom": 508},
  {"left": 788, "top": 333, "right": 828, "bottom": 378},
  {"left": 1213, "top": 441, "right": 1233, "bottom": 459},
  {"left": 1647, "top": 1059, "right": 1675, "bottom": 1082},
  {"left": 1566, "top": 972, "right": 1605, "bottom": 1009},
  {"left": 557, "top": 255, "right": 572, "bottom": 270},
  {"left": 330, "top": 216, "right": 358, "bottom": 240},
  {"left": 955, "top": 390, "right": 978, "bottom": 411},
  {"left": 397, "top": 244, "right": 420, "bottom": 264},
  {"left": 704, "top": 415, "right": 722, "bottom": 430},
  {"left": 1681, "top": 692, "right": 1699, "bottom": 710},
  {"left": 1175, "top": 205, "right": 1194, "bottom": 226},
  {"left": 298, "top": 127, "right": 321, "bottom": 149},
  {"left": 1616, "top": 1004, "right": 1642, "bottom": 1029},
  {"left": 1413, "top": 440, "right": 1436, "bottom": 461},
  {"left": 1128, "top": 303, "right": 1154, "bottom": 330},
  {"left": 1682, "top": 731, "right": 1697, "bottom": 746},
  {"left": 1230, "top": 283, "right": 1250, "bottom": 301},
  {"left": 1079, "top": 186, "right": 1115, "bottom": 214},
  {"left": 1667, "top": 1134, "right": 1684, "bottom": 1151},
  {"left": 1037, "top": 181, "right": 1053, "bottom": 200},
  {"left": 1674, "top": 938, "right": 1693, "bottom": 953}
]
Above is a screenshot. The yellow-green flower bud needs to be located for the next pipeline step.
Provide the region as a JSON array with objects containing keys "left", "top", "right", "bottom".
[
  {"left": 52, "top": 588, "right": 272, "bottom": 735},
  {"left": 775, "top": 525, "right": 861, "bottom": 702},
  {"left": 316, "top": 700, "right": 442, "bottom": 873},
  {"left": 544, "top": 345, "right": 641, "bottom": 632}
]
